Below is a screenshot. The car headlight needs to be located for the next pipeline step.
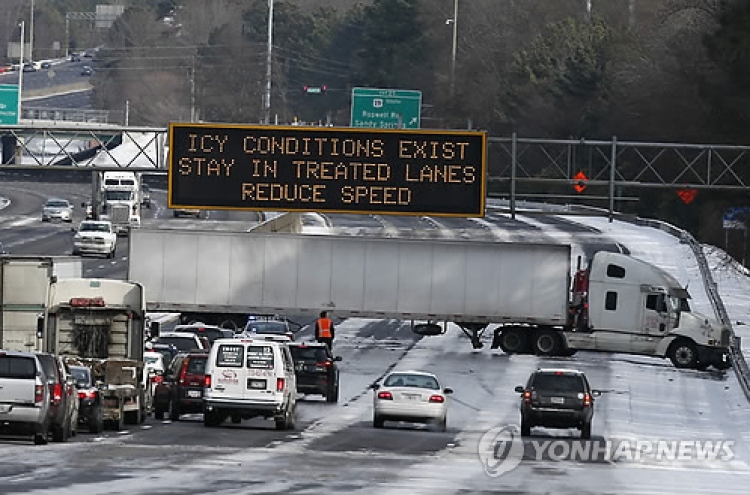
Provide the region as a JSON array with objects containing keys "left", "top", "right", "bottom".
[{"left": 74, "top": 234, "right": 82, "bottom": 241}]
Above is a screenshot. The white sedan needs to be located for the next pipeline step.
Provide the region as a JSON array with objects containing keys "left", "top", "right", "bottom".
[
  {"left": 371, "top": 370, "right": 452, "bottom": 432},
  {"left": 72, "top": 220, "right": 117, "bottom": 258}
]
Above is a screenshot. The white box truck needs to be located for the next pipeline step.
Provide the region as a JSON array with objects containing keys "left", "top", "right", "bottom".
[
  {"left": 40, "top": 278, "right": 150, "bottom": 428},
  {"left": 0, "top": 256, "right": 82, "bottom": 351},
  {"left": 127, "top": 230, "right": 730, "bottom": 370}
]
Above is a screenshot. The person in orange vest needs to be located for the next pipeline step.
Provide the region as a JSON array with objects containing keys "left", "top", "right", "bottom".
[{"left": 314, "top": 311, "right": 335, "bottom": 349}]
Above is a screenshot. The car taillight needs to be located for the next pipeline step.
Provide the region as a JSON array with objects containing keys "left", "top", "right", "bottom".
[
  {"left": 179, "top": 363, "right": 188, "bottom": 385},
  {"left": 316, "top": 361, "right": 332, "bottom": 368},
  {"left": 51, "top": 383, "right": 62, "bottom": 404},
  {"left": 204, "top": 375, "right": 211, "bottom": 388},
  {"left": 78, "top": 389, "right": 97, "bottom": 399},
  {"left": 35, "top": 385, "right": 44, "bottom": 404},
  {"left": 523, "top": 391, "right": 531, "bottom": 405},
  {"left": 151, "top": 375, "right": 163, "bottom": 384},
  {"left": 276, "top": 378, "right": 285, "bottom": 392},
  {"left": 377, "top": 391, "right": 393, "bottom": 400},
  {"left": 428, "top": 395, "right": 445, "bottom": 403},
  {"left": 583, "top": 393, "right": 591, "bottom": 407}
]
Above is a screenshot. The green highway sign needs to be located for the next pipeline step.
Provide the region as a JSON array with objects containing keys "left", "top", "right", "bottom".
[
  {"left": 350, "top": 87, "right": 421, "bottom": 129},
  {"left": 0, "top": 84, "right": 19, "bottom": 125}
]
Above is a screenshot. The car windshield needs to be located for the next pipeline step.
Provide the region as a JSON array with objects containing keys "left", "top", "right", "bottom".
[
  {"left": 244, "top": 322, "right": 289, "bottom": 335},
  {"left": 290, "top": 346, "right": 328, "bottom": 362},
  {"left": 0, "top": 356, "right": 36, "bottom": 379},
  {"left": 105, "top": 190, "right": 133, "bottom": 201},
  {"left": 532, "top": 374, "right": 585, "bottom": 393},
  {"left": 155, "top": 337, "right": 197, "bottom": 352},
  {"left": 384, "top": 373, "right": 439, "bottom": 390},
  {"left": 80, "top": 222, "right": 110, "bottom": 232},
  {"left": 69, "top": 367, "right": 91, "bottom": 387},
  {"left": 46, "top": 200, "right": 68, "bottom": 208}
]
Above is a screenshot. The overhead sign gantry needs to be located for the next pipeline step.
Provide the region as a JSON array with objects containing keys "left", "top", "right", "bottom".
[{"left": 168, "top": 123, "right": 487, "bottom": 217}]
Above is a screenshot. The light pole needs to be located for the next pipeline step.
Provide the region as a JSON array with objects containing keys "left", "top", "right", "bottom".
[
  {"left": 30, "top": 0, "right": 34, "bottom": 63},
  {"left": 447, "top": 0, "right": 458, "bottom": 97},
  {"left": 264, "top": 0, "right": 274, "bottom": 125},
  {"left": 18, "top": 21, "right": 25, "bottom": 121}
]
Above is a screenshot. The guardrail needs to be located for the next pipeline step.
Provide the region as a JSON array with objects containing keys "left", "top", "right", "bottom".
[
  {"left": 633, "top": 217, "right": 750, "bottom": 399},
  {"left": 569, "top": 205, "right": 750, "bottom": 400}
]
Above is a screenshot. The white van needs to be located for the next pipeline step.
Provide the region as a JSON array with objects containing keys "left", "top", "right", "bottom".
[{"left": 203, "top": 338, "right": 297, "bottom": 430}]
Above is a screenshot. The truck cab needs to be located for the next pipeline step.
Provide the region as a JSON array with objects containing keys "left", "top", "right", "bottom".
[
  {"left": 566, "top": 252, "right": 730, "bottom": 369},
  {"left": 100, "top": 171, "right": 141, "bottom": 235}
]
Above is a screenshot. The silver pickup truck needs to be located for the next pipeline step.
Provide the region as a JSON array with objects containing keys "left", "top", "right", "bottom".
[{"left": 0, "top": 351, "right": 52, "bottom": 445}]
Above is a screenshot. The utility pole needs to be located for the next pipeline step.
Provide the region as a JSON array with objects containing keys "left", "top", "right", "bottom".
[{"left": 264, "top": 0, "right": 274, "bottom": 125}]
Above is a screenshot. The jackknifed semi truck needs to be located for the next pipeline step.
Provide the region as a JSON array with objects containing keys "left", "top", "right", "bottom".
[{"left": 127, "top": 230, "right": 730, "bottom": 371}]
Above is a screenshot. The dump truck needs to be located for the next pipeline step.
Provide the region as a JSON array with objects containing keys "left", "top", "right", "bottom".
[{"left": 127, "top": 230, "right": 730, "bottom": 371}]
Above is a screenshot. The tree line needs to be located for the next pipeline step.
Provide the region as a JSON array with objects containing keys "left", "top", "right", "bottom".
[{"left": 5, "top": 0, "right": 750, "bottom": 260}]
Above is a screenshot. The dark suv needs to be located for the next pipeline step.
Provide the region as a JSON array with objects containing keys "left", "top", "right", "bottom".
[
  {"left": 288, "top": 342, "right": 341, "bottom": 402},
  {"left": 35, "top": 353, "right": 78, "bottom": 442},
  {"left": 515, "top": 368, "right": 600, "bottom": 439},
  {"left": 153, "top": 350, "right": 208, "bottom": 421}
]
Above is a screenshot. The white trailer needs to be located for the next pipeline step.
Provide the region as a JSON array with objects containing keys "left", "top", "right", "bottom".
[
  {"left": 0, "top": 256, "right": 82, "bottom": 351},
  {"left": 128, "top": 229, "right": 571, "bottom": 327},
  {"left": 127, "top": 230, "right": 730, "bottom": 370}
]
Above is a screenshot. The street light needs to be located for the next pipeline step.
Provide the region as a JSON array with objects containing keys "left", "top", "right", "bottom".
[
  {"left": 18, "top": 21, "right": 25, "bottom": 121},
  {"left": 30, "top": 0, "right": 34, "bottom": 63},
  {"left": 264, "top": 0, "right": 273, "bottom": 125},
  {"left": 446, "top": 0, "right": 458, "bottom": 97}
]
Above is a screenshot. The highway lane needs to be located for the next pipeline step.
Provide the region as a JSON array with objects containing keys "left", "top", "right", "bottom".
[
  {"left": 0, "top": 60, "right": 94, "bottom": 94},
  {"left": 0, "top": 181, "right": 264, "bottom": 278},
  {"left": 0, "top": 182, "right": 748, "bottom": 493},
  {"left": 0, "top": 319, "right": 746, "bottom": 494}
]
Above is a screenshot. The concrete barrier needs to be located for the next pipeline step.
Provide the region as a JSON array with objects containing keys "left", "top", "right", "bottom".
[{"left": 249, "top": 212, "right": 302, "bottom": 233}]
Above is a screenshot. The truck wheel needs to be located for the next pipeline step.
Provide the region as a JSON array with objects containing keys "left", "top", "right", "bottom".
[
  {"left": 668, "top": 339, "right": 698, "bottom": 368},
  {"left": 714, "top": 359, "right": 732, "bottom": 371},
  {"left": 532, "top": 330, "right": 560, "bottom": 356},
  {"left": 499, "top": 329, "right": 529, "bottom": 354}
]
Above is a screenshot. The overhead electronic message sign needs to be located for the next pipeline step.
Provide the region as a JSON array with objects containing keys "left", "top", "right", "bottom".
[{"left": 168, "top": 123, "right": 487, "bottom": 217}]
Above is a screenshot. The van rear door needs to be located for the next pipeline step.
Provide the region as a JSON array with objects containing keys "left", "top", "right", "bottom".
[
  {"left": 211, "top": 343, "right": 246, "bottom": 399},
  {"left": 243, "top": 345, "right": 276, "bottom": 401},
  {"left": 0, "top": 355, "right": 39, "bottom": 405}
]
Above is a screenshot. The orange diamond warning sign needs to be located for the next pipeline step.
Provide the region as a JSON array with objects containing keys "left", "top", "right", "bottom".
[
  {"left": 574, "top": 171, "right": 587, "bottom": 193},
  {"left": 676, "top": 188, "right": 697, "bottom": 204}
]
